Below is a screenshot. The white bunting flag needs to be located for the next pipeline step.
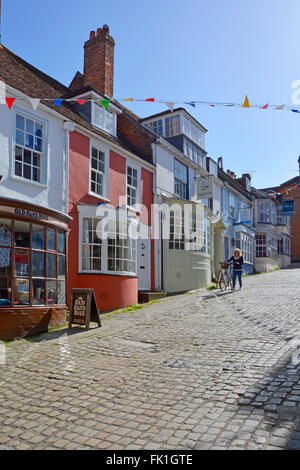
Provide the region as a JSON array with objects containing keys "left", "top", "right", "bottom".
[
  {"left": 30, "top": 98, "right": 40, "bottom": 111},
  {"left": 165, "top": 102, "right": 175, "bottom": 112}
]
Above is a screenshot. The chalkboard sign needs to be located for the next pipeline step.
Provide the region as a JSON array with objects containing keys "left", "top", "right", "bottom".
[{"left": 69, "top": 289, "right": 101, "bottom": 330}]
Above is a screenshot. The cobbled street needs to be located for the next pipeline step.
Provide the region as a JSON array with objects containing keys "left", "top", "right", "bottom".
[{"left": 1, "top": 268, "right": 300, "bottom": 450}]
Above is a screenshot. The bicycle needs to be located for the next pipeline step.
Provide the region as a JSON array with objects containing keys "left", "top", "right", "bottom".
[{"left": 217, "top": 261, "right": 233, "bottom": 291}]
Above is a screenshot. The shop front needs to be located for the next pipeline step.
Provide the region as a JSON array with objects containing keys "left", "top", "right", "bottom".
[{"left": 0, "top": 198, "right": 71, "bottom": 341}]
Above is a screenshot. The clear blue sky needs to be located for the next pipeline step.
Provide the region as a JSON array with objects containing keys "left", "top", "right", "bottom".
[{"left": 2, "top": 0, "right": 300, "bottom": 187}]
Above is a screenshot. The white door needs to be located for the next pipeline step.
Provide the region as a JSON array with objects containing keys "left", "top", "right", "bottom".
[{"left": 137, "top": 226, "right": 151, "bottom": 291}]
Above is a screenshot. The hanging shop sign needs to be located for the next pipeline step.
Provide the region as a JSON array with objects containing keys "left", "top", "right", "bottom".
[
  {"left": 69, "top": 289, "right": 101, "bottom": 330},
  {"left": 282, "top": 200, "right": 295, "bottom": 216},
  {"left": 196, "top": 176, "right": 213, "bottom": 200}
]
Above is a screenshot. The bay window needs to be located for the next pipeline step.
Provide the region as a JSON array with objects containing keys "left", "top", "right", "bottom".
[{"left": 0, "top": 217, "right": 66, "bottom": 307}]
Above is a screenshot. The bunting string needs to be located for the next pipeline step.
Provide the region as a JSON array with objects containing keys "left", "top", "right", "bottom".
[
  {"left": 270, "top": 183, "right": 300, "bottom": 198},
  {"left": 1, "top": 92, "right": 300, "bottom": 114}
]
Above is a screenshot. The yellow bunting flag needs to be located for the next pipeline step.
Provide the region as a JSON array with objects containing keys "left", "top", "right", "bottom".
[
  {"left": 276, "top": 104, "right": 285, "bottom": 110},
  {"left": 242, "top": 95, "right": 250, "bottom": 108},
  {"left": 123, "top": 98, "right": 134, "bottom": 101}
]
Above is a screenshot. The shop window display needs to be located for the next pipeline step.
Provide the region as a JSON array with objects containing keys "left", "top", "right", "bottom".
[{"left": 0, "top": 217, "right": 66, "bottom": 307}]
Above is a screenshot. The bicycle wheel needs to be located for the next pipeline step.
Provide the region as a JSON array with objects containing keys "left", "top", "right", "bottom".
[
  {"left": 219, "top": 274, "right": 227, "bottom": 291},
  {"left": 227, "top": 274, "right": 233, "bottom": 289}
]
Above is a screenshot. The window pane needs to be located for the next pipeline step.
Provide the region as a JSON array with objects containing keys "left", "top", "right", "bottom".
[
  {"left": 15, "top": 161, "right": 22, "bottom": 177},
  {"left": 58, "top": 255, "right": 65, "bottom": 280},
  {"left": 24, "top": 164, "right": 31, "bottom": 180},
  {"left": 26, "top": 118, "right": 34, "bottom": 134},
  {"left": 57, "top": 281, "right": 66, "bottom": 305},
  {"left": 15, "top": 249, "right": 30, "bottom": 277},
  {"left": 15, "top": 146, "right": 23, "bottom": 161},
  {"left": 0, "top": 248, "right": 11, "bottom": 275},
  {"left": 16, "top": 114, "right": 25, "bottom": 130},
  {"left": 0, "top": 278, "right": 12, "bottom": 307},
  {"left": 32, "top": 251, "right": 44, "bottom": 277},
  {"left": 32, "top": 224, "right": 45, "bottom": 250},
  {"left": 35, "top": 122, "right": 43, "bottom": 138},
  {"left": 0, "top": 218, "right": 12, "bottom": 252},
  {"left": 47, "top": 253, "right": 56, "bottom": 278},
  {"left": 25, "top": 133, "right": 34, "bottom": 149},
  {"left": 14, "top": 221, "right": 30, "bottom": 248},
  {"left": 48, "top": 228, "right": 56, "bottom": 251},
  {"left": 32, "top": 279, "right": 45, "bottom": 305},
  {"left": 58, "top": 231, "right": 65, "bottom": 254},
  {"left": 46, "top": 281, "right": 57, "bottom": 305},
  {"left": 16, "top": 129, "right": 24, "bottom": 146},
  {"left": 14, "top": 278, "right": 30, "bottom": 306}
]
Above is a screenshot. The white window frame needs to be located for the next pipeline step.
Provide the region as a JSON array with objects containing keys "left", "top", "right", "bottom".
[
  {"left": 89, "top": 141, "right": 109, "bottom": 200},
  {"left": 236, "top": 231, "right": 254, "bottom": 264},
  {"left": 13, "top": 107, "right": 48, "bottom": 186},
  {"left": 91, "top": 101, "right": 117, "bottom": 136},
  {"left": 229, "top": 193, "right": 235, "bottom": 219},
  {"left": 126, "top": 161, "right": 141, "bottom": 211},
  {"left": 78, "top": 207, "right": 137, "bottom": 276}
]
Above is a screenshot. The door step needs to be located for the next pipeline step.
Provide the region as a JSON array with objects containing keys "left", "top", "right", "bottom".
[{"left": 138, "top": 291, "right": 167, "bottom": 303}]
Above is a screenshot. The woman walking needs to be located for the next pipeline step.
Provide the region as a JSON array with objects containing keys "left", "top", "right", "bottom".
[{"left": 228, "top": 248, "right": 243, "bottom": 290}]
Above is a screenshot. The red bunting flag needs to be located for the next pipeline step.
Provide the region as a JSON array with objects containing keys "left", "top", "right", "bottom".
[
  {"left": 145, "top": 98, "right": 155, "bottom": 102},
  {"left": 76, "top": 99, "right": 87, "bottom": 105},
  {"left": 293, "top": 185, "right": 298, "bottom": 190},
  {"left": 5, "top": 97, "right": 15, "bottom": 110},
  {"left": 261, "top": 103, "right": 269, "bottom": 109}
]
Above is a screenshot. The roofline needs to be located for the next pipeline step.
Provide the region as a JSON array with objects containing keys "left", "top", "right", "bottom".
[
  {"left": 4, "top": 82, "right": 155, "bottom": 171},
  {"left": 140, "top": 107, "right": 208, "bottom": 133}
]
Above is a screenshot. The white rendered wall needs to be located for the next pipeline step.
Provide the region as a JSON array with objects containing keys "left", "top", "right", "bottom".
[{"left": 0, "top": 100, "right": 66, "bottom": 214}]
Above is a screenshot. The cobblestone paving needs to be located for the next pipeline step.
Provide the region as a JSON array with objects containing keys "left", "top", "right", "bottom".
[{"left": 1, "top": 269, "right": 300, "bottom": 450}]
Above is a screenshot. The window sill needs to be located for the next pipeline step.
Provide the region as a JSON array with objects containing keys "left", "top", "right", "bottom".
[
  {"left": 10, "top": 175, "right": 48, "bottom": 189},
  {"left": 88, "top": 192, "right": 110, "bottom": 203},
  {"left": 79, "top": 271, "right": 137, "bottom": 278},
  {"left": 126, "top": 205, "right": 141, "bottom": 215}
]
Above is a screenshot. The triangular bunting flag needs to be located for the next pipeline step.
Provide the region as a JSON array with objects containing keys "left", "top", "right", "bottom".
[
  {"left": 292, "top": 109, "right": 300, "bottom": 113},
  {"left": 261, "top": 103, "right": 268, "bottom": 109},
  {"left": 226, "top": 104, "right": 234, "bottom": 107},
  {"left": 76, "top": 99, "right": 87, "bottom": 105},
  {"left": 209, "top": 104, "right": 215, "bottom": 107},
  {"left": 186, "top": 102, "right": 195, "bottom": 108},
  {"left": 100, "top": 99, "right": 110, "bottom": 110},
  {"left": 123, "top": 98, "right": 134, "bottom": 101},
  {"left": 298, "top": 183, "right": 300, "bottom": 188},
  {"left": 54, "top": 99, "right": 63, "bottom": 108},
  {"left": 30, "top": 98, "right": 40, "bottom": 111},
  {"left": 293, "top": 185, "right": 298, "bottom": 190},
  {"left": 276, "top": 104, "right": 285, "bottom": 110},
  {"left": 145, "top": 98, "right": 155, "bottom": 102},
  {"left": 165, "top": 102, "right": 175, "bottom": 112},
  {"left": 5, "top": 97, "right": 15, "bottom": 110},
  {"left": 242, "top": 95, "right": 250, "bottom": 108}
]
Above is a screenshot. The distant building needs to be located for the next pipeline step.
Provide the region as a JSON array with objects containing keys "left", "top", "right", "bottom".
[{"left": 261, "top": 157, "right": 300, "bottom": 263}]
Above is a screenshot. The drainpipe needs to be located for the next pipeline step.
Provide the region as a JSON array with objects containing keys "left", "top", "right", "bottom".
[{"left": 63, "top": 121, "right": 76, "bottom": 215}]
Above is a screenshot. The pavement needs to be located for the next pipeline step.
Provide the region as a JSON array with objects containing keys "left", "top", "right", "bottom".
[{"left": 1, "top": 268, "right": 300, "bottom": 450}]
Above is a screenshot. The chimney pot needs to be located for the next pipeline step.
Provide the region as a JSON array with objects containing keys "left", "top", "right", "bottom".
[{"left": 89, "top": 31, "right": 96, "bottom": 40}]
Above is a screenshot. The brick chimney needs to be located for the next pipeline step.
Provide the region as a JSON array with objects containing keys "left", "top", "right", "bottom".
[{"left": 83, "top": 25, "right": 115, "bottom": 98}]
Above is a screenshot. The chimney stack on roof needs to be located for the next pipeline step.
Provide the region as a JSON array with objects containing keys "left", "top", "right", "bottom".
[
  {"left": 82, "top": 24, "right": 115, "bottom": 98},
  {"left": 227, "top": 170, "right": 236, "bottom": 179}
]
